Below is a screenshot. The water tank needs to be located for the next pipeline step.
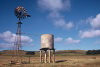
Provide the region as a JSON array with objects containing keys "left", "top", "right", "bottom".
[{"left": 41, "top": 34, "right": 54, "bottom": 49}]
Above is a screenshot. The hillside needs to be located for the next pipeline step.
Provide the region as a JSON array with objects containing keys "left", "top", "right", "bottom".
[{"left": 0, "top": 50, "right": 87, "bottom": 56}]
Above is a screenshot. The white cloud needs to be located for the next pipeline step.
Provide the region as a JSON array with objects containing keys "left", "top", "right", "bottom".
[
  {"left": 0, "top": 31, "right": 15, "bottom": 43},
  {"left": 0, "top": 31, "right": 33, "bottom": 43},
  {"left": 21, "top": 36, "right": 33, "bottom": 43},
  {"left": 55, "top": 37, "right": 80, "bottom": 44},
  {"left": 38, "top": 0, "right": 73, "bottom": 30},
  {"left": 38, "top": 0, "right": 70, "bottom": 11},
  {"left": 0, "top": 43, "right": 13, "bottom": 49},
  {"left": 0, "top": 31, "right": 33, "bottom": 49},
  {"left": 86, "top": 13, "right": 100, "bottom": 28},
  {"left": 65, "top": 37, "right": 80, "bottom": 44},
  {"left": 91, "top": 14, "right": 100, "bottom": 28},
  {"left": 80, "top": 30, "right": 100, "bottom": 38},
  {"left": 78, "top": 13, "right": 100, "bottom": 39},
  {"left": 49, "top": 10, "right": 64, "bottom": 19},
  {"left": 54, "top": 19, "right": 74, "bottom": 29},
  {"left": 55, "top": 37, "right": 63, "bottom": 42},
  {"left": 54, "top": 19, "right": 65, "bottom": 27},
  {"left": 64, "top": 22, "right": 74, "bottom": 29}
]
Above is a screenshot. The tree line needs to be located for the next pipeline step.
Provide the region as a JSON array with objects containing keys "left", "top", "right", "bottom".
[{"left": 86, "top": 50, "right": 100, "bottom": 55}]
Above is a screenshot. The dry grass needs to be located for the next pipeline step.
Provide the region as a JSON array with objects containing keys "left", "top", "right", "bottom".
[{"left": 0, "top": 55, "right": 100, "bottom": 67}]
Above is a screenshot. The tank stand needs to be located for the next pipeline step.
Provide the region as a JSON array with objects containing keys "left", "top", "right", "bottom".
[{"left": 40, "top": 48, "right": 55, "bottom": 63}]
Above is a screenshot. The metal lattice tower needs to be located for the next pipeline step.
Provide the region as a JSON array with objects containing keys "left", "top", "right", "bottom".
[{"left": 12, "top": 6, "right": 30, "bottom": 64}]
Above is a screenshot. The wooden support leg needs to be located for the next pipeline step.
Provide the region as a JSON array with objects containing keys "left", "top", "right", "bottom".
[
  {"left": 44, "top": 51, "right": 47, "bottom": 63},
  {"left": 48, "top": 50, "right": 51, "bottom": 63},
  {"left": 40, "top": 50, "right": 42, "bottom": 63},
  {"left": 53, "top": 50, "right": 55, "bottom": 63}
]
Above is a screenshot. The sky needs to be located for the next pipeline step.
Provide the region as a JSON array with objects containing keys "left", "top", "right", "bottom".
[{"left": 0, "top": 0, "right": 100, "bottom": 51}]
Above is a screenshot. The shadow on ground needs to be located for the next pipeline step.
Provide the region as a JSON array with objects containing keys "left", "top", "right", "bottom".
[{"left": 56, "top": 60, "right": 67, "bottom": 63}]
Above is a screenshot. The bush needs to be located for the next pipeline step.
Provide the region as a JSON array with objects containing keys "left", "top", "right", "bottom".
[
  {"left": 86, "top": 50, "right": 100, "bottom": 55},
  {"left": 26, "top": 51, "right": 35, "bottom": 55}
]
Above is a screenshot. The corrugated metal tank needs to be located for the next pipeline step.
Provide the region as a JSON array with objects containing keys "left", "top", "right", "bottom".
[{"left": 41, "top": 34, "right": 54, "bottom": 49}]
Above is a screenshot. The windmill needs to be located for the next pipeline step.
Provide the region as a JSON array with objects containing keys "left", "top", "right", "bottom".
[
  {"left": 15, "top": 6, "right": 30, "bottom": 51},
  {"left": 11, "top": 6, "right": 30, "bottom": 64}
]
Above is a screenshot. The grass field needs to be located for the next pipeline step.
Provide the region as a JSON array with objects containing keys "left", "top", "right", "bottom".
[{"left": 0, "top": 55, "right": 100, "bottom": 67}]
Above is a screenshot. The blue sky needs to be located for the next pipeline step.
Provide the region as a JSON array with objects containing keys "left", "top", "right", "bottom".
[{"left": 0, "top": 0, "right": 100, "bottom": 51}]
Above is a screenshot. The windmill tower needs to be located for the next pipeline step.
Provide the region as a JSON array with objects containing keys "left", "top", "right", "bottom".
[{"left": 11, "top": 6, "right": 30, "bottom": 64}]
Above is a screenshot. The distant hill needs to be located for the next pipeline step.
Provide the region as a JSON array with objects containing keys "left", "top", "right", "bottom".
[
  {"left": 0, "top": 50, "right": 87, "bottom": 56},
  {"left": 0, "top": 50, "right": 26, "bottom": 55},
  {"left": 55, "top": 50, "right": 87, "bottom": 56},
  {"left": 1, "top": 50, "right": 100, "bottom": 56}
]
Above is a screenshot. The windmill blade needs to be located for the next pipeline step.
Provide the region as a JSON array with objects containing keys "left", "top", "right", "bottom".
[{"left": 15, "top": 6, "right": 31, "bottom": 21}]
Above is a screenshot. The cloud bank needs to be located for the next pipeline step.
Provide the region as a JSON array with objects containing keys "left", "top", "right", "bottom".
[
  {"left": 38, "top": 0, "right": 74, "bottom": 30},
  {"left": 90, "top": 14, "right": 100, "bottom": 28},
  {"left": 55, "top": 37, "right": 80, "bottom": 44},
  {"left": 80, "top": 30, "right": 100, "bottom": 38},
  {"left": 65, "top": 37, "right": 80, "bottom": 44},
  {"left": 0, "top": 31, "right": 33, "bottom": 49},
  {"left": 38, "top": 0, "right": 70, "bottom": 11},
  {"left": 79, "top": 13, "right": 100, "bottom": 39}
]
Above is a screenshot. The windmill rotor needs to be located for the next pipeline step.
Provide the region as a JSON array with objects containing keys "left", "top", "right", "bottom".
[{"left": 15, "top": 6, "right": 31, "bottom": 21}]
